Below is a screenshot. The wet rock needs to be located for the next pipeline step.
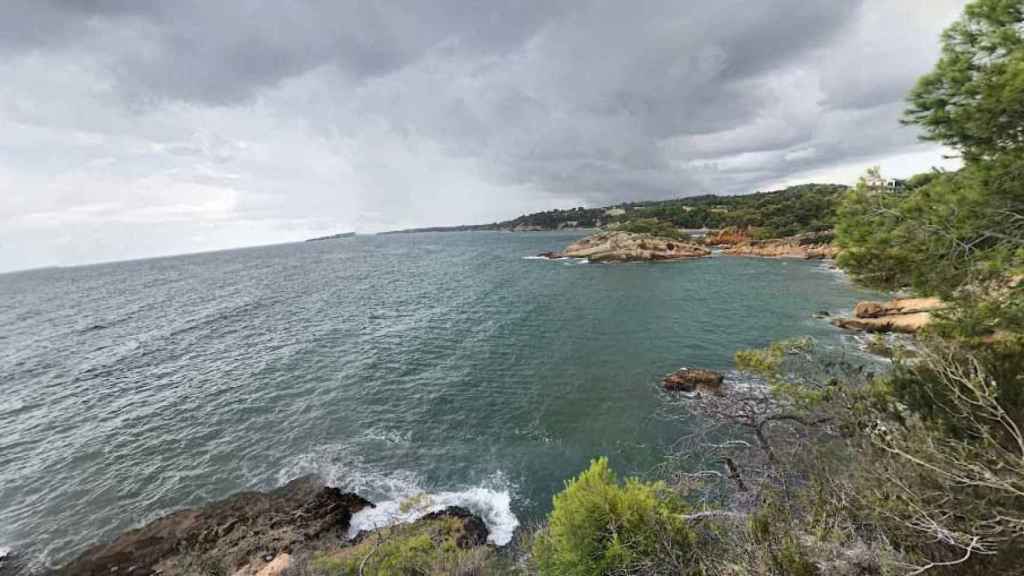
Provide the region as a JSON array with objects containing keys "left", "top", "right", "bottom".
[
  {"left": 422, "top": 507, "right": 489, "bottom": 548},
  {"left": 663, "top": 368, "right": 724, "bottom": 393},
  {"left": 0, "top": 548, "right": 24, "bottom": 576},
  {"left": 813, "top": 310, "right": 831, "bottom": 319},
  {"left": 56, "top": 476, "right": 372, "bottom": 576}
]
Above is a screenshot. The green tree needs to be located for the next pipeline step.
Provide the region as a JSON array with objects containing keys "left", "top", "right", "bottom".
[{"left": 905, "top": 0, "right": 1024, "bottom": 159}]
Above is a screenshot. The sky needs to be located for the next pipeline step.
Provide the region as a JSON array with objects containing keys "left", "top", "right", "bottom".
[{"left": 0, "top": 1, "right": 967, "bottom": 272}]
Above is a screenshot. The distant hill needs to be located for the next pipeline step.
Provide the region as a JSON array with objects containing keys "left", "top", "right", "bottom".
[
  {"left": 383, "top": 183, "right": 848, "bottom": 238},
  {"left": 306, "top": 231, "right": 356, "bottom": 242}
]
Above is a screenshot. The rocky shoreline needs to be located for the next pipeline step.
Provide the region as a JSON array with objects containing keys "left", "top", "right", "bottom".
[
  {"left": 36, "top": 477, "right": 490, "bottom": 576},
  {"left": 707, "top": 229, "right": 839, "bottom": 260},
  {"left": 541, "top": 228, "right": 841, "bottom": 263},
  {"left": 831, "top": 297, "right": 945, "bottom": 334}
]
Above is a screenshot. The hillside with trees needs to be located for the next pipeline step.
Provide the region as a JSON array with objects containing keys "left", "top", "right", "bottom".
[{"left": 385, "top": 183, "right": 847, "bottom": 239}]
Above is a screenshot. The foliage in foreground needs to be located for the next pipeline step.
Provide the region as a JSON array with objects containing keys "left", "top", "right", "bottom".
[
  {"left": 532, "top": 458, "right": 703, "bottom": 576},
  {"left": 299, "top": 514, "right": 510, "bottom": 576}
]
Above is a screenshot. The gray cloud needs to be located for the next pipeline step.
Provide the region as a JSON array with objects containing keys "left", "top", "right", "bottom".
[{"left": 0, "top": 0, "right": 967, "bottom": 271}]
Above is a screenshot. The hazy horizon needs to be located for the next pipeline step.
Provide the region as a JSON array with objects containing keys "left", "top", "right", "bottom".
[{"left": 1, "top": 1, "right": 967, "bottom": 272}]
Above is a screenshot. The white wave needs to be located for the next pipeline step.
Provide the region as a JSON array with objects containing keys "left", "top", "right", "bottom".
[
  {"left": 0, "top": 545, "right": 9, "bottom": 559},
  {"left": 279, "top": 447, "right": 519, "bottom": 546},
  {"left": 522, "top": 255, "right": 589, "bottom": 264},
  {"left": 347, "top": 483, "right": 519, "bottom": 546}
]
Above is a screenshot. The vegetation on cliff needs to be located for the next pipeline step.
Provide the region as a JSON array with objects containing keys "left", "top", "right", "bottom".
[
  {"left": 524, "top": 1, "right": 1024, "bottom": 574},
  {"left": 51, "top": 2, "right": 1024, "bottom": 575},
  {"left": 386, "top": 183, "right": 846, "bottom": 239}
]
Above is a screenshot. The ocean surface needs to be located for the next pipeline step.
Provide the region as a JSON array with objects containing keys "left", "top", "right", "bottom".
[{"left": 0, "top": 231, "right": 885, "bottom": 569}]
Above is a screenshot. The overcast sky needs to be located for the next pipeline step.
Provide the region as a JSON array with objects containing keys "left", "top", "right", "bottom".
[{"left": 0, "top": 1, "right": 966, "bottom": 272}]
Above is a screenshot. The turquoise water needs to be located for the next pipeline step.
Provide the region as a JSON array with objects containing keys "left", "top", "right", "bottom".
[{"left": 0, "top": 231, "right": 884, "bottom": 569}]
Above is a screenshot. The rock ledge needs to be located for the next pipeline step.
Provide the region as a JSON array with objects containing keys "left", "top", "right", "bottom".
[{"left": 546, "top": 231, "right": 710, "bottom": 262}]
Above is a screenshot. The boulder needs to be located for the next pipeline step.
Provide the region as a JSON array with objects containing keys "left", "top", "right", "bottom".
[
  {"left": 421, "top": 507, "right": 489, "bottom": 548},
  {"left": 833, "top": 297, "right": 945, "bottom": 334},
  {"left": 57, "top": 476, "right": 372, "bottom": 576},
  {"left": 832, "top": 313, "right": 932, "bottom": 334},
  {"left": 554, "top": 231, "right": 710, "bottom": 262},
  {"left": 664, "top": 368, "right": 725, "bottom": 393},
  {"left": 854, "top": 297, "right": 945, "bottom": 318}
]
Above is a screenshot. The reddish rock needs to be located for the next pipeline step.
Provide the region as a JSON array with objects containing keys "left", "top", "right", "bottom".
[{"left": 664, "top": 368, "right": 724, "bottom": 393}]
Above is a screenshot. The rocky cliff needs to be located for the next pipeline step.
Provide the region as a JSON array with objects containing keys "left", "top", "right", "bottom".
[{"left": 52, "top": 477, "right": 490, "bottom": 576}]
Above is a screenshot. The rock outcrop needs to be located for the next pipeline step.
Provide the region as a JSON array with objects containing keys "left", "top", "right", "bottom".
[
  {"left": 832, "top": 297, "right": 944, "bottom": 334},
  {"left": 547, "top": 231, "right": 710, "bottom": 262},
  {"left": 56, "top": 476, "right": 372, "bottom": 576},
  {"left": 419, "top": 506, "right": 489, "bottom": 548},
  {"left": 853, "top": 297, "right": 945, "bottom": 319},
  {"left": 722, "top": 231, "right": 839, "bottom": 260},
  {"left": 663, "top": 368, "right": 725, "bottom": 393}
]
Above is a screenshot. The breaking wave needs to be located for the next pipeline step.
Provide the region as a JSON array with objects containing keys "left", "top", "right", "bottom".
[
  {"left": 279, "top": 447, "right": 520, "bottom": 546},
  {"left": 347, "top": 482, "right": 519, "bottom": 546}
]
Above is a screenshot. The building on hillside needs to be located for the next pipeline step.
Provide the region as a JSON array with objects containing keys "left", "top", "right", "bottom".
[
  {"left": 604, "top": 208, "right": 626, "bottom": 217},
  {"left": 886, "top": 178, "right": 907, "bottom": 190}
]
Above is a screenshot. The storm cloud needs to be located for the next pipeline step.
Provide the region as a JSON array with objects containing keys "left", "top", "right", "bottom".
[{"left": 0, "top": 1, "right": 966, "bottom": 271}]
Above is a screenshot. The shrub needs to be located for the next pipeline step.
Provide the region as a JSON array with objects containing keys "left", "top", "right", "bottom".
[
  {"left": 309, "top": 515, "right": 507, "bottom": 576},
  {"left": 617, "top": 218, "right": 684, "bottom": 240},
  {"left": 532, "top": 458, "right": 699, "bottom": 576}
]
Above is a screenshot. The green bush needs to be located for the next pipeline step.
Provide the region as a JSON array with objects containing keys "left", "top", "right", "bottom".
[
  {"left": 532, "top": 458, "right": 698, "bottom": 576},
  {"left": 617, "top": 218, "right": 684, "bottom": 240},
  {"left": 310, "top": 516, "right": 506, "bottom": 576}
]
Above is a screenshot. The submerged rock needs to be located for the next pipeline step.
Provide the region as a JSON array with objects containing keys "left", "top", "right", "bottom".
[
  {"left": 56, "top": 476, "right": 372, "bottom": 576},
  {"left": 549, "top": 231, "right": 710, "bottom": 262},
  {"left": 663, "top": 368, "right": 725, "bottom": 393}
]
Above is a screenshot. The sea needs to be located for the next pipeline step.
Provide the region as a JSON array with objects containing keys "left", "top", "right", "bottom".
[{"left": 0, "top": 231, "right": 886, "bottom": 571}]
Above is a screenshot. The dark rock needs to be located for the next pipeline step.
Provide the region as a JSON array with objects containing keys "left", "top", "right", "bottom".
[
  {"left": 537, "top": 251, "right": 561, "bottom": 259},
  {"left": 0, "top": 549, "right": 25, "bottom": 576},
  {"left": 422, "top": 507, "right": 489, "bottom": 549},
  {"left": 813, "top": 310, "right": 831, "bottom": 319},
  {"left": 663, "top": 368, "right": 724, "bottom": 393},
  {"left": 56, "top": 476, "right": 372, "bottom": 576}
]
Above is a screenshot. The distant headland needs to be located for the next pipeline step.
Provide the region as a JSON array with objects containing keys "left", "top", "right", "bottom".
[{"left": 305, "top": 231, "right": 356, "bottom": 242}]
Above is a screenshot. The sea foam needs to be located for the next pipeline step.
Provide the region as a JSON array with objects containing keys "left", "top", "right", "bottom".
[
  {"left": 279, "top": 447, "right": 520, "bottom": 546},
  {"left": 347, "top": 484, "right": 519, "bottom": 545}
]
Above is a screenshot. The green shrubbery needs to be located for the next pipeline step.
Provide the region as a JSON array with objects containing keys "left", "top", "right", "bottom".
[
  {"left": 532, "top": 458, "right": 700, "bottom": 576},
  {"left": 307, "top": 515, "right": 507, "bottom": 576},
  {"left": 616, "top": 218, "right": 684, "bottom": 239}
]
